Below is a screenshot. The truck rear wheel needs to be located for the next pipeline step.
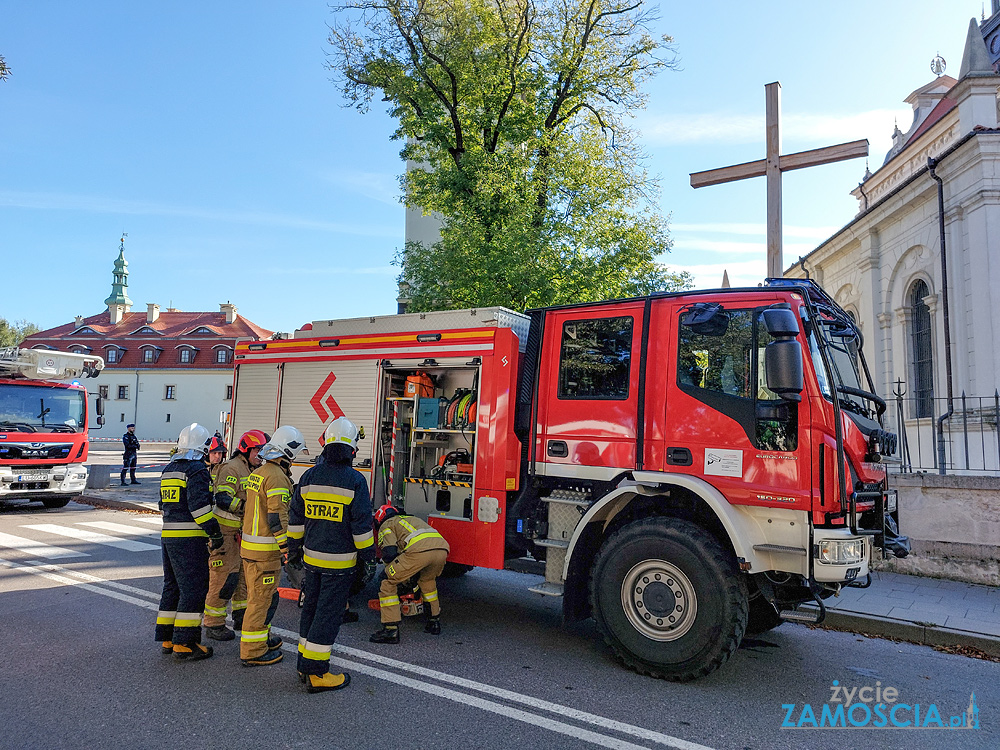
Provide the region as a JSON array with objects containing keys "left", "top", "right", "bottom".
[
  {"left": 589, "top": 516, "right": 747, "bottom": 681},
  {"left": 42, "top": 497, "right": 71, "bottom": 509}
]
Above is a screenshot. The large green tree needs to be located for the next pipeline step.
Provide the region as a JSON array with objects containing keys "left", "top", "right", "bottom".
[
  {"left": 328, "top": 0, "right": 692, "bottom": 311},
  {"left": 0, "top": 318, "right": 40, "bottom": 347}
]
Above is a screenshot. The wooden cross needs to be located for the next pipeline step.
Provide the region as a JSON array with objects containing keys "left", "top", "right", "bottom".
[{"left": 690, "top": 82, "right": 869, "bottom": 278}]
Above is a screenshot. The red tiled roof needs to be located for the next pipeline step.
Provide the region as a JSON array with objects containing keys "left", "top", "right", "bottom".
[{"left": 21, "top": 310, "right": 273, "bottom": 371}]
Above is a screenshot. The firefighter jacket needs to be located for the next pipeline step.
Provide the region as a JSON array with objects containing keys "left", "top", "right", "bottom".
[
  {"left": 159, "top": 458, "right": 222, "bottom": 540},
  {"left": 377, "top": 514, "right": 450, "bottom": 557},
  {"left": 213, "top": 453, "right": 254, "bottom": 531},
  {"left": 240, "top": 459, "right": 292, "bottom": 562},
  {"left": 287, "top": 461, "right": 375, "bottom": 575}
]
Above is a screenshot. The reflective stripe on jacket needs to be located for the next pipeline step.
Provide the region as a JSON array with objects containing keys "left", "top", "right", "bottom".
[
  {"left": 241, "top": 460, "right": 292, "bottom": 561},
  {"left": 159, "top": 459, "right": 220, "bottom": 539}
]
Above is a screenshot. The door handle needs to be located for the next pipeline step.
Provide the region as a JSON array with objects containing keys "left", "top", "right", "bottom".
[
  {"left": 666, "top": 447, "right": 692, "bottom": 466},
  {"left": 547, "top": 440, "right": 569, "bottom": 458}
]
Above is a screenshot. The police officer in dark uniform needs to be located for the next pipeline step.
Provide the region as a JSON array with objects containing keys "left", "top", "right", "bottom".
[
  {"left": 121, "top": 423, "right": 141, "bottom": 485},
  {"left": 155, "top": 423, "right": 224, "bottom": 661},
  {"left": 287, "top": 417, "right": 376, "bottom": 693}
]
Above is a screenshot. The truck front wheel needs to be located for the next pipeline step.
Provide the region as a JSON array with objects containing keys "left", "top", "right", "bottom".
[
  {"left": 589, "top": 516, "right": 748, "bottom": 681},
  {"left": 42, "top": 496, "right": 71, "bottom": 509}
]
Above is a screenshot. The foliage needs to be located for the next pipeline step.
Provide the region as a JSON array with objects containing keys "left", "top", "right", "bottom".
[
  {"left": 0, "top": 318, "right": 41, "bottom": 348},
  {"left": 0, "top": 54, "right": 10, "bottom": 82},
  {"left": 327, "top": 0, "right": 692, "bottom": 311}
]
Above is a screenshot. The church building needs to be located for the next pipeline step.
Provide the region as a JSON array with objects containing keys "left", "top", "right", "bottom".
[
  {"left": 21, "top": 240, "right": 272, "bottom": 441},
  {"left": 785, "top": 13, "right": 1000, "bottom": 475}
]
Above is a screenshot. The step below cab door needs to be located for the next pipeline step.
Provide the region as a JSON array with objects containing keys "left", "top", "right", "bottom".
[{"left": 534, "top": 303, "right": 644, "bottom": 481}]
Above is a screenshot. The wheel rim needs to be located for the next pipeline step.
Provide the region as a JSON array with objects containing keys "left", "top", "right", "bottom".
[{"left": 620, "top": 559, "right": 698, "bottom": 641}]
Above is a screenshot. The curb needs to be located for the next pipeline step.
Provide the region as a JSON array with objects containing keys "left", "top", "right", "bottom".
[
  {"left": 74, "top": 494, "right": 159, "bottom": 514},
  {"left": 810, "top": 608, "right": 1000, "bottom": 658}
]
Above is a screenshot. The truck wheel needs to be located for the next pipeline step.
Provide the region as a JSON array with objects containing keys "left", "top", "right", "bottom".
[
  {"left": 589, "top": 516, "right": 748, "bottom": 681},
  {"left": 42, "top": 497, "right": 71, "bottom": 509},
  {"left": 746, "top": 595, "right": 784, "bottom": 635}
]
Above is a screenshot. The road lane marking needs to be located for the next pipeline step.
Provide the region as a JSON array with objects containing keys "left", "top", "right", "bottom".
[
  {"left": 0, "top": 531, "right": 88, "bottom": 559},
  {"left": 130, "top": 516, "right": 163, "bottom": 525},
  {"left": 0, "top": 557, "right": 716, "bottom": 750},
  {"left": 78, "top": 521, "right": 160, "bottom": 537},
  {"left": 24, "top": 561, "right": 161, "bottom": 601},
  {"left": 22, "top": 523, "right": 159, "bottom": 552}
]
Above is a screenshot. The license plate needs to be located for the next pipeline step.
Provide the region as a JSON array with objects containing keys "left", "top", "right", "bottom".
[{"left": 17, "top": 473, "right": 47, "bottom": 482}]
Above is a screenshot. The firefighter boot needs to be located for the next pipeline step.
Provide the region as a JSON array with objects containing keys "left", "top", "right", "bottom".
[
  {"left": 425, "top": 615, "right": 441, "bottom": 635},
  {"left": 160, "top": 641, "right": 173, "bottom": 654},
  {"left": 266, "top": 634, "right": 283, "bottom": 649},
  {"left": 370, "top": 624, "right": 400, "bottom": 644},
  {"left": 205, "top": 625, "right": 235, "bottom": 641},
  {"left": 172, "top": 643, "right": 214, "bottom": 661},
  {"left": 305, "top": 672, "right": 351, "bottom": 694},
  {"left": 241, "top": 648, "right": 283, "bottom": 667},
  {"left": 342, "top": 607, "right": 359, "bottom": 624}
]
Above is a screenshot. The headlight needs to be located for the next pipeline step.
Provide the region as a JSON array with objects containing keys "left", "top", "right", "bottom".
[{"left": 815, "top": 539, "right": 865, "bottom": 565}]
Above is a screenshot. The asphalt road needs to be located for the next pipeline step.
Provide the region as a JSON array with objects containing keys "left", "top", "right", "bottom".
[{"left": 0, "top": 500, "right": 996, "bottom": 750}]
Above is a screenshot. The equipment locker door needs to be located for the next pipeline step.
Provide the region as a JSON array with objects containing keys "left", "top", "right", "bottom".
[
  {"left": 534, "top": 303, "right": 645, "bottom": 479},
  {"left": 230, "top": 363, "right": 281, "bottom": 441}
]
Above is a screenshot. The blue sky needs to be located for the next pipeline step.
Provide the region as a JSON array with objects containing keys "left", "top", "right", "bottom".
[{"left": 0, "top": 1, "right": 988, "bottom": 334}]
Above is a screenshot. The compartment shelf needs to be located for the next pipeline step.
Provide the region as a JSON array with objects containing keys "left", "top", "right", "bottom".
[{"left": 404, "top": 476, "right": 472, "bottom": 488}]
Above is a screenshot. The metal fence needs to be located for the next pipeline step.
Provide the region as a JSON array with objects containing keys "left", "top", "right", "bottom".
[{"left": 889, "top": 380, "right": 1000, "bottom": 475}]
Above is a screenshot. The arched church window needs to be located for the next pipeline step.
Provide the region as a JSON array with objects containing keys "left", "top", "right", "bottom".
[{"left": 909, "top": 280, "right": 934, "bottom": 418}]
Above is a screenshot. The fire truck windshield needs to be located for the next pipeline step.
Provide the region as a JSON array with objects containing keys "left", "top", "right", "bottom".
[
  {"left": 0, "top": 383, "right": 85, "bottom": 433},
  {"left": 807, "top": 316, "right": 881, "bottom": 418}
]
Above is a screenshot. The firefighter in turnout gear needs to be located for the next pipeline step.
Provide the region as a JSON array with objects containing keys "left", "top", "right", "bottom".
[
  {"left": 239, "top": 426, "right": 306, "bottom": 666},
  {"left": 370, "top": 503, "right": 450, "bottom": 644},
  {"left": 156, "top": 423, "right": 224, "bottom": 661},
  {"left": 203, "top": 430, "right": 268, "bottom": 641},
  {"left": 287, "top": 417, "right": 376, "bottom": 693}
]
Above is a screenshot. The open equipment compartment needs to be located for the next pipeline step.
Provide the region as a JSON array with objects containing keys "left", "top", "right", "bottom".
[{"left": 374, "top": 358, "right": 481, "bottom": 523}]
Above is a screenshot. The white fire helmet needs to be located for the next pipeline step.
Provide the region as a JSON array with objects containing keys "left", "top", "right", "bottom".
[
  {"left": 258, "top": 425, "right": 308, "bottom": 462},
  {"left": 323, "top": 416, "right": 363, "bottom": 452},
  {"left": 177, "top": 423, "right": 212, "bottom": 460}
]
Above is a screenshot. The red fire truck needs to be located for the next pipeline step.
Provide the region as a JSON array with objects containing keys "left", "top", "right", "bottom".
[
  {"left": 0, "top": 347, "right": 105, "bottom": 508},
  {"left": 230, "top": 280, "right": 906, "bottom": 680}
]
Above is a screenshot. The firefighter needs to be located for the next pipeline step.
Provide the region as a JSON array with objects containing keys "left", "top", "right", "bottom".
[
  {"left": 370, "top": 503, "right": 450, "bottom": 644},
  {"left": 155, "top": 423, "right": 224, "bottom": 661},
  {"left": 203, "top": 429, "right": 268, "bottom": 641},
  {"left": 239, "top": 425, "right": 306, "bottom": 666},
  {"left": 287, "top": 416, "right": 376, "bottom": 692},
  {"left": 207, "top": 436, "right": 226, "bottom": 477}
]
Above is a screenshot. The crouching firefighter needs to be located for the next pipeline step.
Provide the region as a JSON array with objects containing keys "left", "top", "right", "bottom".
[
  {"left": 156, "top": 423, "right": 225, "bottom": 661},
  {"left": 370, "top": 503, "right": 450, "bottom": 644},
  {"left": 287, "top": 417, "right": 376, "bottom": 693},
  {"left": 203, "top": 430, "right": 268, "bottom": 641},
  {"left": 239, "top": 425, "right": 307, "bottom": 666}
]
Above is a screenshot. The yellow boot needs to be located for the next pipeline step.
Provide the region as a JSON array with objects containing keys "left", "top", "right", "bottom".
[
  {"left": 161, "top": 641, "right": 173, "bottom": 654},
  {"left": 305, "top": 672, "right": 351, "bottom": 693}
]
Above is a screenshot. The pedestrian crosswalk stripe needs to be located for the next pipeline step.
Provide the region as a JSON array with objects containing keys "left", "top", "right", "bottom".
[
  {"left": 78, "top": 521, "right": 160, "bottom": 537},
  {"left": 0, "top": 531, "right": 88, "bottom": 559},
  {"left": 131, "top": 516, "right": 163, "bottom": 525},
  {"left": 22, "top": 524, "right": 159, "bottom": 552}
]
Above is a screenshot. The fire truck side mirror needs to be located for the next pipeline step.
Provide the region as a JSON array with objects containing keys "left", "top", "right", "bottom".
[
  {"left": 95, "top": 396, "right": 105, "bottom": 416},
  {"left": 96, "top": 416, "right": 106, "bottom": 426},
  {"left": 764, "top": 340, "right": 803, "bottom": 402}
]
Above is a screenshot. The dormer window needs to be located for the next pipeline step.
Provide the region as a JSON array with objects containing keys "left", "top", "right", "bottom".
[
  {"left": 72, "top": 327, "right": 98, "bottom": 336},
  {"left": 216, "top": 348, "right": 231, "bottom": 364},
  {"left": 132, "top": 326, "right": 161, "bottom": 336},
  {"left": 190, "top": 327, "right": 214, "bottom": 335},
  {"left": 143, "top": 349, "right": 155, "bottom": 363},
  {"left": 179, "top": 348, "right": 195, "bottom": 364},
  {"left": 106, "top": 349, "right": 119, "bottom": 363}
]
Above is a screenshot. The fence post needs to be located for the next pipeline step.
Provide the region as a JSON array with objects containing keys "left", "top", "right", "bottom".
[
  {"left": 995, "top": 390, "right": 999, "bottom": 473},
  {"left": 961, "top": 391, "right": 969, "bottom": 471},
  {"left": 894, "top": 379, "right": 910, "bottom": 473}
]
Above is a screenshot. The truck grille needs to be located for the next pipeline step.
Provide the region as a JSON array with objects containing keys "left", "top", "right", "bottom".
[{"left": 0, "top": 443, "right": 73, "bottom": 460}]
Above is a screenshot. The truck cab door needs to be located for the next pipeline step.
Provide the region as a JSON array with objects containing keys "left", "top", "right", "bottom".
[
  {"left": 663, "top": 300, "right": 811, "bottom": 510},
  {"left": 533, "top": 303, "right": 644, "bottom": 480}
]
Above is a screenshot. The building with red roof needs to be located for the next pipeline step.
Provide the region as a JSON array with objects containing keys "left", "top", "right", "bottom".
[{"left": 21, "top": 239, "right": 272, "bottom": 441}]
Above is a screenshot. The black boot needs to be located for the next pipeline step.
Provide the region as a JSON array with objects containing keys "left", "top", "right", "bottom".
[
  {"left": 342, "top": 608, "right": 359, "bottom": 624},
  {"left": 425, "top": 616, "right": 441, "bottom": 635},
  {"left": 370, "top": 625, "right": 400, "bottom": 644}
]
